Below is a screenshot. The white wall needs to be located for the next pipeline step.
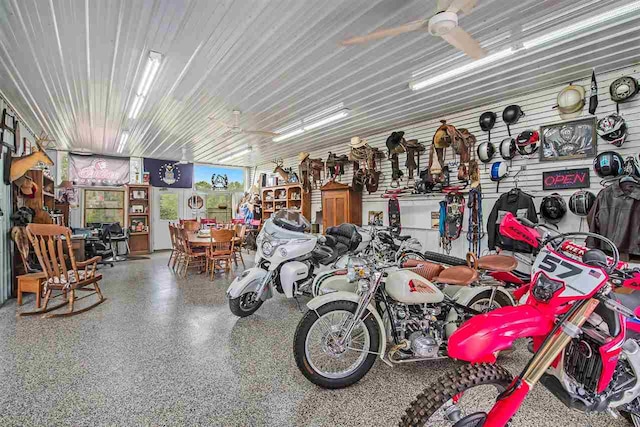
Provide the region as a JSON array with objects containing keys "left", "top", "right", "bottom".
[{"left": 255, "top": 65, "right": 640, "bottom": 260}]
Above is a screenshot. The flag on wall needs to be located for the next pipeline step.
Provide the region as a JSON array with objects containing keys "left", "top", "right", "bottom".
[
  {"left": 144, "top": 158, "right": 193, "bottom": 188},
  {"left": 69, "top": 155, "right": 130, "bottom": 186}
]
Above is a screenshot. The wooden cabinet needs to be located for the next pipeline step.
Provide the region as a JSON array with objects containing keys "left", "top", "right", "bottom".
[
  {"left": 320, "top": 181, "right": 362, "bottom": 232},
  {"left": 125, "top": 184, "right": 151, "bottom": 254},
  {"left": 262, "top": 183, "right": 310, "bottom": 222}
]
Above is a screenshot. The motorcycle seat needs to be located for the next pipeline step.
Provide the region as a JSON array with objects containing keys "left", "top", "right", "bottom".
[
  {"left": 326, "top": 223, "right": 362, "bottom": 252},
  {"left": 396, "top": 235, "right": 411, "bottom": 241},
  {"left": 323, "top": 235, "right": 337, "bottom": 248},
  {"left": 477, "top": 255, "right": 518, "bottom": 272},
  {"left": 434, "top": 266, "right": 479, "bottom": 286},
  {"left": 403, "top": 260, "right": 445, "bottom": 281}
]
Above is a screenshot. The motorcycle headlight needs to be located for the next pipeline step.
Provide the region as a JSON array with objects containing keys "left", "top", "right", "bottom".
[
  {"left": 262, "top": 240, "right": 275, "bottom": 257},
  {"left": 532, "top": 273, "right": 564, "bottom": 303}
]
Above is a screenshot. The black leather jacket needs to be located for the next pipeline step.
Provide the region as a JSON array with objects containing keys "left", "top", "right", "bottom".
[
  {"left": 587, "top": 180, "right": 640, "bottom": 256},
  {"left": 487, "top": 189, "right": 538, "bottom": 253}
]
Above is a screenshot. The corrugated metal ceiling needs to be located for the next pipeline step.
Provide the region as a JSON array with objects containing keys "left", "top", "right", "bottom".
[{"left": 0, "top": 0, "right": 638, "bottom": 165}]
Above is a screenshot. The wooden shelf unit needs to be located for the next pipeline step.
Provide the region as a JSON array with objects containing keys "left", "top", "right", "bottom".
[
  {"left": 125, "top": 184, "right": 151, "bottom": 255},
  {"left": 261, "top": 183, "right": 310, "bottom": 222},
  {"left": 22, "top": 169, "right": 56, "bottom": 224}
]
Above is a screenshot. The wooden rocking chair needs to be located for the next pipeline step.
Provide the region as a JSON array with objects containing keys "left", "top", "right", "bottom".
[{"left": 22, "top": 224, "right": 106, "bottom": 317}]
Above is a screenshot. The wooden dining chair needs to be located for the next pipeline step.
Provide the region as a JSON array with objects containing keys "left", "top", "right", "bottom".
[
  {"left": 206, "top": 229, "right": 235, "bottom": 279},
  {"left": 23, "top": 223, "right": 105, "bottom": 317},
  {"left": 172, "top": 224, "right": 186, "bottom": 274},
  {"left": 179, "top": 227, "right": 206, "bottom": 278},
  {"left": 232, "top": 224, "right": 246, "bottom": 267},
  {"left": 182, "top": 220, "right": 200, "bottom": 232},
  {"left": 167, "top": 223, "right": 178, "bottom": 269}
]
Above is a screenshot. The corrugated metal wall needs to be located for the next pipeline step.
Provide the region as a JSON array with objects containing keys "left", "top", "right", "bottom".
[
  {"left": 0, "top": 97, "right": 37, "bottom": 306},
  {"left": 255, "top": 65, "right": 640, "bottom": 259}
]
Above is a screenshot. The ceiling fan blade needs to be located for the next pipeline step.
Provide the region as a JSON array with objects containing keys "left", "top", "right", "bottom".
[
  {"left": 446, "top": 0, "right": 477, "bottom": 14},
  {"left": 437, "top": 0, "right": 454, "bottom": 12},
  {"left": 440, "top": 26, "right": 486, "bottom": 59},
  {"left": 208, "top": 116, "right": 233, "bottom": 128},
  {"left": 341, "top": 20, "right": 427, "bottom": 46},
  {"left": 243, "top": 130, "right": 280, "bottom": 137}
]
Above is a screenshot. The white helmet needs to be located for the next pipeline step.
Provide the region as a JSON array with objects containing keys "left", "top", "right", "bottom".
[
  {"left": 499, "top": 138, "right": 517, "bottom": 160},
  {"left": 477, "top": 142, "right": 495, "bottom": 163},
  {"left": 556, "top": 85, "right": 585, "bottom": 120}
]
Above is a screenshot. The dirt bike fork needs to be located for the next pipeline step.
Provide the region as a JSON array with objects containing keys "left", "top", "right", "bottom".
[{"left": 482, "top": 298, "right": 600, "bottom": 427}]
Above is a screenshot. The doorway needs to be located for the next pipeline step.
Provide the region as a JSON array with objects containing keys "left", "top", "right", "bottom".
[{"left": 152, "top": 189, "right": 184, "bottom": 250}]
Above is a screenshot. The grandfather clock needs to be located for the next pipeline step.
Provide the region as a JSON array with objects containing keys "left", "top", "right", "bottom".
[{"left": 320, "top": 181, "right": 362, "bottom": 232}]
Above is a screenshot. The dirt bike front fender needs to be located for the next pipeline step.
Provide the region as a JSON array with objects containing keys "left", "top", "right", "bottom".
[
  {"left": 307, "top": 291, "right": 387, "bottom": 360},
  {"left": 448, "top": 305, "right": 555, "bottom": 363}
]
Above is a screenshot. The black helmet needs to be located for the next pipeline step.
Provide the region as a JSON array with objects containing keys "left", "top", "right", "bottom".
[
  {"left": 593, "top": 151, "right": 625, "bottom": 178},
  {"left": 610, "top": 76, "right": 639, "bottom": 103},
  {"left": 476, "top": 142, "right": 495, "bottom": 163},
  {"left": 479, "top": 112, "right": 497, "bottom": 132},
  {"left": 540, "top": 193, "right": 567, "bottom": 224},
  {"left": 502, "top": 105, "right": 524, "bottom": 125},
  {"left": 499, "top": 138, "right": 517, "bottom": 160},
  {"left": 597, "top": 113, "right": 627, "bottom": 147},
  {"left": 568, "top": 190, "right": 596, "bottom": 217},
  {"left": 516, "top": 130, "right": 539, "bottom": 155}
]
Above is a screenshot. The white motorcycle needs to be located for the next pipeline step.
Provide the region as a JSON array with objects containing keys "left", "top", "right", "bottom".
[
  {"left": 226, "top": 210, "right": 370, "bottom": 317},
  {"left": 293, "top": 256, "right": 515, "bottom": 389}
]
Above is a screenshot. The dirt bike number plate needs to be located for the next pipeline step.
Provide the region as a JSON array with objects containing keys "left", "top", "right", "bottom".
[{"left": 532, "top": 247, "right": 606, "bottom": 298}]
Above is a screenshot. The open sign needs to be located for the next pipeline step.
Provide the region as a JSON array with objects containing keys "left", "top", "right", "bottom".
[{"left": 542, "top": 168, "right": 590, "bottom": 190}]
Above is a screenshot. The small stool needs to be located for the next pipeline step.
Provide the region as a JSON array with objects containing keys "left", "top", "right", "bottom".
[{"left": 17, "top": 272, "right": 47, "bottom": 308}]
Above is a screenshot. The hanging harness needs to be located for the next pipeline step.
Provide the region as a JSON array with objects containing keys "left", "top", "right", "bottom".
[{"left": 466, "top": 187, "right": 484, "bottom": 257}]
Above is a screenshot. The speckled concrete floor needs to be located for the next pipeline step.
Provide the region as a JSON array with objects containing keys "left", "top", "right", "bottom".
[{"left": 0, "top": 253, "right": 630, "bottom": 426}]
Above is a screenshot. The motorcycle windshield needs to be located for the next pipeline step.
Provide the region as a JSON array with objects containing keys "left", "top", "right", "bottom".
[{"left": 263, "top": 210, "right": 311, "bottom": 240}]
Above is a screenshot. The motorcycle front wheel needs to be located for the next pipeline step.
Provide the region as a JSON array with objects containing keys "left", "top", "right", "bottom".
[
  {"left": 229, "top": 292, "right": 264, "bottom": 317},
  {"left": 400, "top": 363, "right": 513, "bottom": 427},
  {"left": 293, "top": 300, "right": 380, "bottom": 389}
]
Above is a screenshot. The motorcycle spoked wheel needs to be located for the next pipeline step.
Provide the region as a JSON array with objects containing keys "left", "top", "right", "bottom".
[
  {"left": 293, "top": 300, "right": 380, "bottom": 389},
  {"left": 229, "top": 292, "right": 264, "bottom": 317},
  {"left": 400, "top": 363, "right": 513, "bottom": 427},
  {"left": 398, "top": 251, "right": 426, "bottom": 265}
]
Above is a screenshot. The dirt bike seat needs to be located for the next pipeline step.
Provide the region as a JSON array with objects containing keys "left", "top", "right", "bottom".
[
  {"left": 402, "top": 260, "right": 445, "bottom": 281},
  {"left": 477, "top": 255, "right": 518, "bottom": 272},
  {"left": 434, "top": 266, "right": 479, "bottom": 286}
]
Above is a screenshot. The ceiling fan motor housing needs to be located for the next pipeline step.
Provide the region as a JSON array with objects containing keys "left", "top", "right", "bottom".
[{"left": 428, "top": 11, "right": 458, "bottom": 36}]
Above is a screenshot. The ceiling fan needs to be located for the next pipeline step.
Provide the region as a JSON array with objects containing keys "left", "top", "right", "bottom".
[
  {"left": 209, "top": 110, "right": 279, "bottom": 139},
  {"left": 340, "top": 0, "right": 486, "bottom": 60}
]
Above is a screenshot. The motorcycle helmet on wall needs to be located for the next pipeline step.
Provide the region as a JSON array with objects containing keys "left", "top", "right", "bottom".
[
  {"left": 597, "top": 113, "right": 627, "bottom": 147},
  {"left": 593, "top": 151, "right": 625, "bottom": 178},
  {"left": 479, "top": 111, "right": 497, "bottom": 142},
  {"left": 502, "top": 105, "right": 524, "bottom": 135},
  {"left": 490, "top": 161, "right": 508, "bottom": 181},
  {"left": 477, "top": 142, "right": 495, "bottom": 163},
  {"left": 556, "top": 84, "right": 585, "bottom": 120},
  {"left": 568, "top": 190, "right": 596, "bottom": 217},
  {"left": 516, "top": 130, "right": 539, "bottom": 155},
  {"left": 540, "top": 193, "right": 567, "bottom": 224},
  {"left": 499, "top": 138, "right": 517, "bottom": 160},
  {"left": 610, "top": 76, "right": 639, "bottom": 103}
]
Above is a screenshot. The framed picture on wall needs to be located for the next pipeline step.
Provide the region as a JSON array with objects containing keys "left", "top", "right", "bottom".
[
  {"left": 0, "top": 109, "right": 18, "bottom": 152},
  {"left": 540, "top": 117, "right": 597, "bottom": 161}
]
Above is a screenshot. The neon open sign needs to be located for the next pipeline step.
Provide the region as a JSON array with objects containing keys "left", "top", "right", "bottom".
[{"left": 542, "top": 168, "right": 591, "bottom": 190}]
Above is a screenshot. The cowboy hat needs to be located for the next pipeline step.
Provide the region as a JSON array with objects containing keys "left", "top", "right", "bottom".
[
  {"left": 298, "top": 152, "right": 310, "bottom": 162},
  {"left": 350, "top": 136, "right": 368, "bottom": 148}
]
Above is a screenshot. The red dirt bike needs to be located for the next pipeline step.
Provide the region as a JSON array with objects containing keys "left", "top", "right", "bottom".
[{"left": 401, "top": 212, "right": 640, "bottom": 427}]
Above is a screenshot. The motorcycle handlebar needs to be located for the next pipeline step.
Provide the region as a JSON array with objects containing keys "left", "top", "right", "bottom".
[{"left": 597, "top": 294, "right": 637, "bottom": 320}]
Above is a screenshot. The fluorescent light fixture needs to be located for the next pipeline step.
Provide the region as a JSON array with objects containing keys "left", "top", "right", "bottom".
[
  {"left": 522, "top": 1, "right": 640, "bottom": 49},
  {"left": 410, "top": 48, "right": 516, "bottom": 91},
  {"left": 219, "top": 147, "right": 252, "bottom": 163},
  {"left": 117, "top": 131, "right": 130, "bottom": 153},
  {"left": 272, "top": 128, "right": 304, "bottom": 142},
  {"left": 128, "top": 51, "right": 163, "bottom": 119},
  {"left": 303, "top": 102, "right": 345, "bottom": 123},
  {"left": 303, "top": 109, "right": 350, "bottom": 131},
  {"left": 274, "top": 120, "right": 302, "bottom": 134}
]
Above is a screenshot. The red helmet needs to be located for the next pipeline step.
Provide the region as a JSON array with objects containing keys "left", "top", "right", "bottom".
[{"left": 516, "top": 130, "right": 539, "bottom": 155}]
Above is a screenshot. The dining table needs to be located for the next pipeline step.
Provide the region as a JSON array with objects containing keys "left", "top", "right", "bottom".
[{"left": 187, "top": 231, "right": 242, "bottom": 248}]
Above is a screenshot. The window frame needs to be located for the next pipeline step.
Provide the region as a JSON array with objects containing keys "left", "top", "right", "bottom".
[{"left": 83, "top": 188, "right": 125, "bottom": 227}]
